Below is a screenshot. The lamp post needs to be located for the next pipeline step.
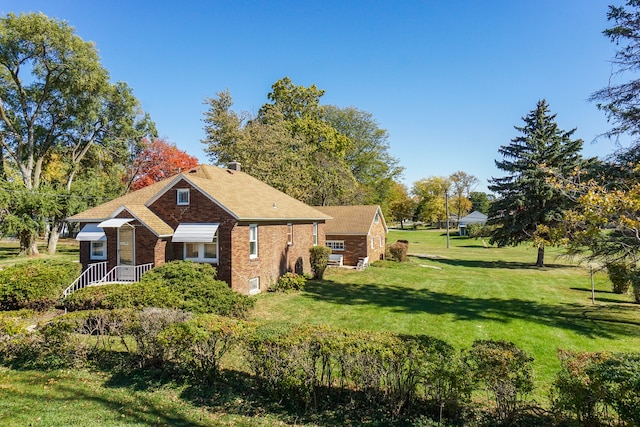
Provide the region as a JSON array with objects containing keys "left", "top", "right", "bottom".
[{"left": 445, "top": 191, "right": 450, "bottom": 249}]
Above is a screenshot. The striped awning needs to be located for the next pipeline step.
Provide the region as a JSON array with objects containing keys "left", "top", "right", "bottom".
[
  {"left": 172, "top": 223, "right": 219, "bottom": 242},
  {"left": 98, "top": 218, "right": 134, "bottom": 228},
  {"left": 76, "top": 224, "right": 106, "bottom": 241}
]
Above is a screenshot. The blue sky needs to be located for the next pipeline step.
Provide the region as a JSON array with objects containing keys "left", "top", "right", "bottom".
[{"left": 2, "top": 1, "right": 628, "bottom": 192}]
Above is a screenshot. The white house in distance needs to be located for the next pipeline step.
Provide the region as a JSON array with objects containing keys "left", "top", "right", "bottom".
[{"left": 458, "top": 211, "right": 488, "bottom": 236}]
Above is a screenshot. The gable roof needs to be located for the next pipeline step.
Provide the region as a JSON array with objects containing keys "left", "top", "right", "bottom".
[
  {"left": 459, "top": 210, "right": 488, "bottom": 224},
  {"left": 68, "top": 165, "right": 331, "bottom": 232},
  {"left": 315, "top": 205, "right": 387, "bottom": 235}
]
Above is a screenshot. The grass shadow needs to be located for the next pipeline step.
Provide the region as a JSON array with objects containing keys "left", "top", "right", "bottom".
[
  {"left": 302, "top": 280, "right": 640, "bottom": 340},
  {"left": 410, "top": 254, "right": 570, "bottom": 270}
]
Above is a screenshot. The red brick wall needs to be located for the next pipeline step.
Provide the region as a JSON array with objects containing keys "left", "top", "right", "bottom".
[
  {"left": 148, "top": 179, "right": 238, "bottom": 284},
  {"left": 326, "top": 221, "right": 386, "bottom": 266},
  {"left": 229, "top": 221, "right": 325, "bottom": 294}
]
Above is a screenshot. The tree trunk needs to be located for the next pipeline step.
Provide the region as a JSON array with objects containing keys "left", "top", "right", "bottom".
[
  {"left": 536, "top": 245, "right": 544, "bottom": 267},
  {"left": 400, "top": 219, "right": 405, "bottom": 230},
  {"left": 47, "top": 221, "right": 61, "bottom": 255},
  {"left": 19, "top": 232, "right": 39, "bottom": 256}
]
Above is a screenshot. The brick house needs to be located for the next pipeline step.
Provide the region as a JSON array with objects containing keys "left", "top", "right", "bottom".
[
  {"left": 68, "top": 164, "right": 330, "bottom": 295},
  {"left": 315, "top": 205, "right": 387, "bottom": 266}
]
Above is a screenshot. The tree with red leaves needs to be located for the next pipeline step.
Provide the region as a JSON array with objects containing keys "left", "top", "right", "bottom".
[{"left": 128, "top": 138, "right": 199, "bottom": 191}]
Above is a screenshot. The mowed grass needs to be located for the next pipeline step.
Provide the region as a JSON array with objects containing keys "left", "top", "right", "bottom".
[
  {"left": 0, "top": 239, "right": 79, "bottom": 268},
  {"left": 252, "top": 229, "right": 640, "bottom": 396},
  {"left": 0, "top": 367, "right": 292, "bottom": 427}
]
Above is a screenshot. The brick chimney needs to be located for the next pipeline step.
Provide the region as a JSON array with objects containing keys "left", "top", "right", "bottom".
[{"left": 227, "top": 161, "right": 241, "bottom": 172}]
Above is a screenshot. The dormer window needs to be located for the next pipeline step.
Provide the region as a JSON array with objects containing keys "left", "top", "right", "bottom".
[
  {"left": 374, "top": 212, "right": 380, "bottom": 223},
  {"left": 177, "top": 189, "right": 190, "bottom": 205}
]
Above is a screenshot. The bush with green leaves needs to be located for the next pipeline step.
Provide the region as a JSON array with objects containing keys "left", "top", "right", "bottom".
[
  {"left": 0, "top": 259, "right": 80, "bottom": 310},
  {"left": 64, "top": 261, "right": 254, "bottom": 317},
  {"left": 464, "top": 340, "right": 534, "bottom": 423},
  {"left": 552, "top": 350, "right": 640, "bottom": 426},
  {"left": 0, "top": 310, "right": 32, "bottom": 336},
  {"left": 309, "top": 246, "right": 331, "bottom": 279},
  {"left": 242, "top": 322, "right": 471, "bottom": 420},
  {"left": 0, "top": 318, "right": 87, "bottom": 369},
  {"left": 127, "top": 307, "right": 191, "bottom": 367},
  {"left": 157, "top": 313, "right": 244, "bottom": 382},
  {"left": 269, "top": 272, "right": 307, "bottom": 292},
  {"left": 607, "top": 262, "right": 632, "bottom": 294}
]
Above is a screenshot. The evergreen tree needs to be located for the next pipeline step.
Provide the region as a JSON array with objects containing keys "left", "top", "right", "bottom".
[{"left": 488, "top": 100, "right": 584, "bottom": 267}]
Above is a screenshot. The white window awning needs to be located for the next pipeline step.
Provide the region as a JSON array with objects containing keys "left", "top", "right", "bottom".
[
  {"left": 76, "top": 224, "right": 106, "bottom": 241},
  {"left": 172, "top": 223, "right": 219, "bottom": 242},
  {"left": 98, "top": 218, "right": 134, "bottom": 228}
]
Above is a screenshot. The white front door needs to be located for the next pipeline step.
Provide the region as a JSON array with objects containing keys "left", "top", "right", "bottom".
[{"left": 118, "top": 226, "right": 135, "bottom": 280}]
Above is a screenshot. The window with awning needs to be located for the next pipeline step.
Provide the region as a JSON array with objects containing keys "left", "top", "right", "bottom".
[
  {"left": 172, "top": 223, "right": 219, "bottom": 243},
  {"left": 173, "top": 223, "right": 220, "bottom": 263},
  {"left": 76, "top": 224, "right": 106, "bottom": 241}
]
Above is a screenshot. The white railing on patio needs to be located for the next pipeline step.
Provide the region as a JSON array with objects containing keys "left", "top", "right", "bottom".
[
  {"left": 97, "top": 263, "right": 154, "bottom": 285},
  {"left": 63, "top": 261, "right": 108, "bottom": 297}
]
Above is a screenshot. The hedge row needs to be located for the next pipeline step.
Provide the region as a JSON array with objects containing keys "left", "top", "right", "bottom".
[
  {"left": 0, "top": 260, "right": 80, "bottom": 311},
  {"left": 1, "top": 310, "right": 638, "bottom": 425}
]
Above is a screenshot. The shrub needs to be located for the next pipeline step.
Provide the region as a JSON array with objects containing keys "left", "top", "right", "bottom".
[
  {"left": 270, "top": 272, "right": 307, "bottom": 292},
  {"left": 127, "top": 307, "right": 191, "bottom": 367},
  {"left": 157, "top": 313, "right": 244, "bottom": 382},
  {"left": 389, "top": 241, "right": 409, "bottom": 262},
  {"left": 241, "top": 322, "right": 472, "bottom": 421},
  {"left": 0, "top": 318, "right": 87, "bottom": 369},
  {"left": 0, "top": 310, "right": 32, "bottom": 336},
  {"left": 607, "top": 262, "right": 632, "bottom": 294},
  {"left": 552, "top": 350, "right": 640, "bottom": 426},
  {"left": 0, "top": 259, "right": 80, "bottom": 311},
  {"left": 464, "top": 340, "right": 534, "bottom": 423},
  {"left": 64, "top": 261, "right": 254, "bottom": 317},
  {"left": 309, "top": 246, "right": 331, "bottom": 279}
]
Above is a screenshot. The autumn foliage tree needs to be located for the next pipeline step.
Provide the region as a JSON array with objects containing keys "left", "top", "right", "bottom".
[{"left": 128, "top": 138, "right": 199, "bottom": 191}]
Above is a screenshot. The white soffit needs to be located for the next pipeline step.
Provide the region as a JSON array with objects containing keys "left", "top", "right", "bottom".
[
  {"left": 76, "top": 224, "right": 106, "bottom": 241},
  {"left": 98, "top": 218, "right": 134, "bottom": 228},
  {"left": 172, "top": 223, "right": 220, "bottom": 243}
]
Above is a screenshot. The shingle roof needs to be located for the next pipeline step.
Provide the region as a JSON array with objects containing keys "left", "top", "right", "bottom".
[
  {"left": 181, "top": 166, "right": 331, "bottom": 221},
  {"left": 315, "top": 205, "right": 386, "bottom": 235},
  {"left": 68, "top": 165, "right": 331, "bottom": 234}
]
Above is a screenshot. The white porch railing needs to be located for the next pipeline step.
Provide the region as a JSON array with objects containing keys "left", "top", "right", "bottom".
[
  {"left": 63, "top": 261, "right": 108, "bottom": 297},
  {"left": 63, "top": 262, "right": 154, "bottom": 298},
  {"left": 97, "top": 263, "right": 154, "bottom": 285}
]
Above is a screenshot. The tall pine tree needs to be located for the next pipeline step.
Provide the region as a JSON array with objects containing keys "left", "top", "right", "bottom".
[{"left": 488, "top": 100, "right": 584, "bottom": 267}]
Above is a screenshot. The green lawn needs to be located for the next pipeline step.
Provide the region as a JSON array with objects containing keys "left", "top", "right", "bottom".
[
  {"left": 251, "top": 229, "right": 640, "bottom": 395},
  {"left": 1, "top": 230, "right": 638, "bottom": 424},
  {"left": 0, "top": 239, "right": 79, "bottom": 268}
]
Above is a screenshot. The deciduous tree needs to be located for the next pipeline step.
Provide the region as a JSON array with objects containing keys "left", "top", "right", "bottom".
[
  {"left": 128, "top": 138, "right": 199, "bottom": 191},
  {"left": 202, "top": 78, "right": 401, "bottom": 207},
  {"left": 0, "top": 13, "right": 154, "bottom": 254},
  {"left": 488, "top": 100, "right": 584, "bottom": 267},
  {"left": 412, "top": 176, "right": 450, "bottom": 224}
]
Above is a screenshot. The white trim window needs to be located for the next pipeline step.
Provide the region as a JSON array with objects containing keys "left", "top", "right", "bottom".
[
  {"left": 184, "top": 241, "right": 218, "bottom": 263},
  {"left": 371, "top": 237, "right": 375, "bottom": 249},
  {"left": 177, "top": 188, "right": 190, "bottom": 205},
  {"left": 326, "top": 240, "right": 344, "bottom": 251},
  {"left": 249, "top": 277, "right": 260, "bottom": 295},
  {"left": 374, "top": 212, "right": 380, "bottom": 223},
  {"left": 249, "top": 224, "right": 258, "bottom": 258},
  {"left": 287, "top": 223, "right": 293, "bottom": 245},
  {"left": 379, "top": 236, "right": 384, "bottom": 248},
  {"left": 90, "top": 241, "right": 107, "bottom": 260},
  {"left": 312, "top": 222, "right": 318, "bottom": 246}
]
